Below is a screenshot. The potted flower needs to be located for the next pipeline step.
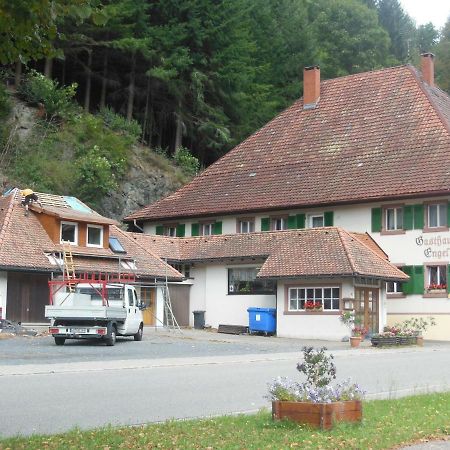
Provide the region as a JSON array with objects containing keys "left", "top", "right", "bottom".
[
  {"left": 340, "top": 311, "right": 365, "bottom": 347},
  {"left": 268, "top": 347, "right": 364, "bottom": 429},
  {"left": 304, "top": 300, "right": 322, "bottom": 311},
  {"left": 426, "top": 283, "right": 447, "bottom": 294},
  {"left": 400, "top": 317, "right": 436, "bottom": 346}
]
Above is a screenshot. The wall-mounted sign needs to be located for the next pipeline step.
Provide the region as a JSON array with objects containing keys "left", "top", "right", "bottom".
[{"left": 415, "top": 235, "right": 450, "bottom": 258}]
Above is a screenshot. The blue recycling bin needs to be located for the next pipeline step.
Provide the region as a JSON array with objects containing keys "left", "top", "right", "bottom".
[{"left": 247, "top": 307, "right": 276, "bottom": 335}]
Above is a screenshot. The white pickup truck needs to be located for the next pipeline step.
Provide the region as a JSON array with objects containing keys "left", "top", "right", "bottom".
[{"left": 45, "top": 283, "right": 144, "bottom": 346}]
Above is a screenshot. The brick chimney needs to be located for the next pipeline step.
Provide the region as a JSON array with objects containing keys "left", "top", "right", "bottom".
[
  {"left": 421, "top": 53, "right": 435, "bottom": 87},
  {"left": 303, "top": 65, "right": 320, "bottom": 109}
]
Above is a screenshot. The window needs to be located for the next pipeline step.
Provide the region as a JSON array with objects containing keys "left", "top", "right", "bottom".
[
  {"left": 386, "top": 281, "right": 403, "bottom": 294},
  {"left": 121, "top": 260, "right": 137, "bottom": 270},
  {"left": 201, "top": 222, "right": 214, "bottom": 236},
  {"left": 87, "top": 224, "right": 103, "bottom": 247},
  {"left": 426, "top": 265, "right": 447, "bottom": 291},
  {"left": 109, "top": 237, "right": 126, "bottom": 253},
  {"left": 309, "top": 214, "right": 324, "bottom": 228},
  {"left": 237, "top": 218, "right": 255, "bottom": 233},
  {"left": 60, "top": 221, "right": 78, "bottom": 245},
  {"left": 228, "top": 268, "right": 276, "bottom": 295},
  {"left": 385, "top": 207, "right": 403, "bottom": 231},
  {"left": 427, "top": 203, "right": 447, "bottom": 228},
  {"left": 171, "top": 263, "right": 191, "bottom": 278},
  {"left": 271, "top": 217, "right": 287, "bottom": 231},
  {"left": 164, "top": 225, "right": 177, "bottom": 237},
  {"left": 127, "top": 289, "right": 134, "bottom": 307},
  {"left": 288, "top": 287, "right": 340, "bottom": 311}
]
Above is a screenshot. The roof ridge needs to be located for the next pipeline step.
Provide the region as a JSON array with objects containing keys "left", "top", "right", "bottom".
[
  {"left": 350, "top": 232, "right": 388, "bottom": 260},
  {"left": 0, "top": 193, "right": 18, "bottom": 251},
  {"left": 406, "top": 65, "right": 450, "bottom": 137},
  {"left": 113, "top": 226, "right": 183, "bottom": 277},
  {"left": 336, "top": 228, "right": 358, "bottom": 275}
]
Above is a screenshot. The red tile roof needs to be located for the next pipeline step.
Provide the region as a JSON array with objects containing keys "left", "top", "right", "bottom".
[
  {"left": 0, "top": 193, "right": 182, "bottom": 280},
  {"left": 126, "top": 64, "right": 450, "bottom": 222},
  {"left": 30, "top": 204, "right": 117, "bottom": 225},
  {"left": 134, "top": 228, "right": 408, "bottom": 281}
]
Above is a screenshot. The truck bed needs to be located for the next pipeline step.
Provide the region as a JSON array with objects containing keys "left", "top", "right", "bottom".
[{"left": 45, "top": 305, "right": 127, "bottom": 320}]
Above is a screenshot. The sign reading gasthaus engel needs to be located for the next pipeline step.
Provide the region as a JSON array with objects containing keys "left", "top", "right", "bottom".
[{"left": 416, "top": 235, "right": 450, "bottom": 258}]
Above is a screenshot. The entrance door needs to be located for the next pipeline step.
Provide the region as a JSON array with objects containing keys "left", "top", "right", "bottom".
[
  {"left": 354, "top": 288, "right": 379, "bottom": 334},
  {"left": 141, "top": 287, "right": 155, "bottom": 325}
]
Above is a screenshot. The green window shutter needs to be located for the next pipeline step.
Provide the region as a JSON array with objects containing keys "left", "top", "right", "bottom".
[
  {"left": 447, "top": 265, "right": 450, "bottom": 294},
  {"left": 401, "top": 266, "right": 414, "bottom": 294},
  {"left": 191, "top": 223, "right": 200, "bottom": 236},
  {"left": 261, "top": 217, "right": 270, "bottom": 232},
  {"left": 413, "top": 265, "right": 424, "bottom": 295},
  {"left": 155, "top": 225, "right": 164, "bottom": 235},
  {"left": 447, "top": 202, "right": 450, "bottom": 227},
  {"left": 288, "top": 215, "right": 297, "bottom": 229},
  {"left": 324, "top": 211, "right": 334, "bottom": 226},
  {"left": 371, "top": 208, "right": 382, "bottom": 232},
  {"left": 403, "top": 206, "right": 413, "bottom": 230},
  {"left": 413, "top": 204, "right": 424, "bottom": 229},
  {"left": 296, "top": 213, "right": 305, "bottom": 229},
  {"left": 213, "top": 221, "right": 222, "bottom": 235},
  {"left": 176, "top": 224, "right": 185, "bottom": 237}
]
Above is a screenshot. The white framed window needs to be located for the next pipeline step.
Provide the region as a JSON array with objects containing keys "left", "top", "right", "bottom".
[
  {"left": 427, "top": 203, "right": 447, "bottom": 228},
  {"left": 60, "top": 221, "right": 78, "bottom": 245},
  {"left": 87, "top": 224, "right": 103, "bottom": 247},
  {"left": 164, "top": 225, "right": 177, "bottom": 237},
  {"left": 271, "top": 217, "right": 287, "bottom": 231},
  {"left": 426, "top": 265, "right": 447, "bottom": 290},
  {"left": 385, "top": 207, "right": 403, "bottom": 231},
  {"left": 201, "top": 223, "right": 214, "bottom": 236},
  {"left": 386, "top": 281, "right": 403, "bottom": 294},
  {"left": 308, "top": 214, "right": 324, "bottom": 228},
  {"left": 237, "top": 219, "right": 255, "bottom": 233},
  {"left": 288, "top": 287, "right": 340, "bottom": 311}
]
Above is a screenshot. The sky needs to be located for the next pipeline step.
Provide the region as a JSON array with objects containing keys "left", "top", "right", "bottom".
[{"left": 400, "top": 0, "right": 450, "bottom": 30}]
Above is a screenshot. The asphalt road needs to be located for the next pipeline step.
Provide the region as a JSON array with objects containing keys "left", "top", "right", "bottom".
[{"left": 1, "top": 330, "right": 450, "bottom": 438}]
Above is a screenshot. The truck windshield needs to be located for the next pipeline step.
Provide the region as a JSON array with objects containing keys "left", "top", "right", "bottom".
[{"left": 76, "top": 287, "right": 123, "bottom": 300}]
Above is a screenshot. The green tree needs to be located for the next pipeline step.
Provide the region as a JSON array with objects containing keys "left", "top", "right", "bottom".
[
  {"left": 417, "top": 23, "right": 439, "bottom": 53},
  {"left": 0, "top": 0, "right": 105, "bottom": 64},
  {"left": 435, "top": 18, "right": 450, "bottom": 93}
]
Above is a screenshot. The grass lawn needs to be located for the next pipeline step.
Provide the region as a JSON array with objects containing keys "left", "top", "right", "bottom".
[{"left": 1, "top": 392, "right": 449, "bottom": 449}]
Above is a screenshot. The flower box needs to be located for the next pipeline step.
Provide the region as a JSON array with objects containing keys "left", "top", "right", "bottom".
[
  {"left": 272, "top": 400, "right": 362, "bottom": 430},
  {"left": 371, "top": 336, "right": 418, "bottom": 347}
]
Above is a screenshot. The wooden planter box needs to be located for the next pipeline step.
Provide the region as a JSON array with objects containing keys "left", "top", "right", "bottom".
[
  {"left": 272, "top": 400, "right": 362, "bottom": 430},
  {"left": 371, "top": 336, "right": 418, "bottom": 347}
]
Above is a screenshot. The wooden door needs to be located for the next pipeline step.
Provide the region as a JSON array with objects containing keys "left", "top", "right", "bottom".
[
  {"left": 354, "top": 287, "right": 379, "bottom": 334},
  {"left": 141, "top": 287, "right": 155, "bottom": 325},
  {"left": 6, "top": 272, "right": 49, "bottom": 323}
]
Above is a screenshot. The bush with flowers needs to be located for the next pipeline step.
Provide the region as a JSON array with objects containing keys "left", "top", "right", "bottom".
[{"left": 267, "top": 347, "right": 365, "bottom": 403}]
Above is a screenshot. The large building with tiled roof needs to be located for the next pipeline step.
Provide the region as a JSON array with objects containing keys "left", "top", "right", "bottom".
[
  {"left": 0, "top": 189, "right": 182, "bottom": 324},
  {"left": 126, "top": 53, "right": 450, "bottom": 340}
]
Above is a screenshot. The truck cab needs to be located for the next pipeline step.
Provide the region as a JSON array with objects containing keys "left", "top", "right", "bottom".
[{"left": 45, "top": 283, "right": 144, "bottom": 346}]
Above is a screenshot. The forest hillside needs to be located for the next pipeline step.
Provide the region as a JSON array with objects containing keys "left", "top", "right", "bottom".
[{"left": 1, "top": 0, "right": 449, "bottom": 219}]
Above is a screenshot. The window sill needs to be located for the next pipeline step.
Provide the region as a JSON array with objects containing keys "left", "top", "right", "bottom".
[
  {"left": 423, "top": 292, "right": 448, "bottom": 298},
  {"left": 380, "top": 229, "right": 406, "bottom": 236},
  {"left": 423, "top": 226, "right": 449, "bottom": 233},
  {"left": 283, "top": 311, "right": 340, "bottom": 315},
  {"left": 386, "top": 293, "right": 406, "bottom": 299},
  {"left": 228, "top": 292, "right": 276, "bottom": 296}
]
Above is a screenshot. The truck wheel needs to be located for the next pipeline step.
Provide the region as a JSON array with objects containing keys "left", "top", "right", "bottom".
[
  {"left": 134, "top": 324, "right": 143, "bottom": 341},
  {"left": 54, "top": 336, "right": 65, "bottom": 346},
  {"left": 106, "top": 326, "right": 116, "bottom": 346}
]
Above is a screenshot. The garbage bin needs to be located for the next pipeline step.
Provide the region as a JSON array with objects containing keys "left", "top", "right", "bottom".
[
  {"left": 193, "top": 310, "right": 206, "bottom": 329},
  {"left": 247, "top": 307, "right": 276, "bottom": 335}
]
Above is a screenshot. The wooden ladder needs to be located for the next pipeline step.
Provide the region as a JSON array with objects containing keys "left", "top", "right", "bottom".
[{"left": 62, "top": 241, "right": 76, "bottom": 292}]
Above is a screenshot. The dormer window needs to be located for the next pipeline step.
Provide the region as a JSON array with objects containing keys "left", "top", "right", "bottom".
[
  {"left": 60, "top": 221, "right": 78, "bottom": 245},
  {"left": 87, "top": 224, "right": 103, "bottom": 247}
]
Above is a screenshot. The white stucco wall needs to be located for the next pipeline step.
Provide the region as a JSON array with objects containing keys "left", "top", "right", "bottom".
[
  {"left": 188, "top": 263, "right": 276, "bottom": 328},
  {"left": 0, "top": 271, "right": 7, "bottom": 319},
  {"left": 276, "top": 278, "right": 387, "bottom": 340}
]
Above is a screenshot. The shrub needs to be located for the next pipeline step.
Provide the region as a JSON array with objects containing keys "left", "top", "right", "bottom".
[
  {"left": 173, "top": 146, "right": 200, "bottom": 176},
  {"left": 0, "top": 83, "right": 11, "bottom": 120},
  {"left": 98, "top": 107, "right": 141, "bottom": 143},
  {"left": 18, "top": 70, "right": 77, "bottom": 120},
  {"left": 267, "top": 347, "right": 365, "bottom": 403}
]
